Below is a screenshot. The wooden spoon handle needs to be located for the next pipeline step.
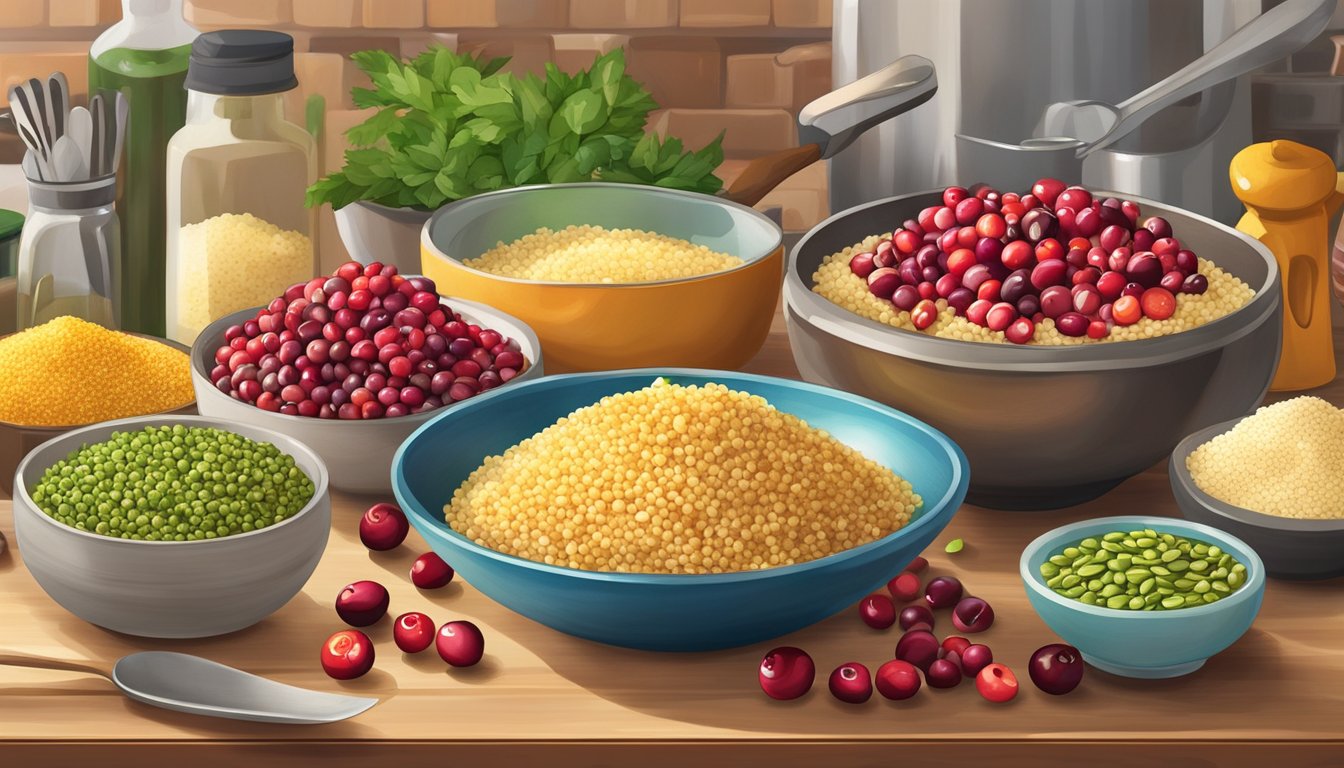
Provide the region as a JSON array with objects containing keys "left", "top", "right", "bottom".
[
  {"left": 0, "top": 652, "right": 111, "bottom": 680},
  {"left": 721, "top": 144, "right": 822, "bottom": 208},
  {"left": 1331, "top": 34, "right": 1344, "bottom": 76}
]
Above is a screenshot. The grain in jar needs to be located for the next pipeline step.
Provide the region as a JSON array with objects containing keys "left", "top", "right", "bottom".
[
  {"left": 466, "top": 225, "right": 742, "bottom": 283},
  {"left": 445, "top": 379, "right": 921, "bottom": 574}
]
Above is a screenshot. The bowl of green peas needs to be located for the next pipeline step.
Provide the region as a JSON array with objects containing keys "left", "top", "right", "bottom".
[
  {"left": 12, "top": 415, "right": 330, "bottom": 638},
  {"left": 1020, "top": 516, "right": 1265, "bottom": 679}
]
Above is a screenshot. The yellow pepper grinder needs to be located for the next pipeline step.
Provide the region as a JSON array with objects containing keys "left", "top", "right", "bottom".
[{"left": 1231, "top": 140, "right": 1344, "bottom": 392}]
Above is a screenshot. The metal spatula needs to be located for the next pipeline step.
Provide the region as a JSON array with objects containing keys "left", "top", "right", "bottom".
[{"left": 0, "top": 650, "right": 377, "bottom": 724}]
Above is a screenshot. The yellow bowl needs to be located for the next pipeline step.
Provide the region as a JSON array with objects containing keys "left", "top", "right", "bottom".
[{"left": 420, "top": 183, "right": 784, "bottom": 373}]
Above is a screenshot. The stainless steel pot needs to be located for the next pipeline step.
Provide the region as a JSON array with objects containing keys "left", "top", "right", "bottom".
[
  {"left": 830, "top": 0, "right": 1315, "bottom": 223},
  {"left": 783, "top": 190, "right": 1282, "bottom": 510}
]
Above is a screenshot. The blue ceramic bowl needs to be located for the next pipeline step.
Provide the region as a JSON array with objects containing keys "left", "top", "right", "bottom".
[
  {"left": 1020, "top": 516, "right": 1266, "bottom": 679},
  {"left": 393, "top": 369, "right": 969, "bottom": 651}
]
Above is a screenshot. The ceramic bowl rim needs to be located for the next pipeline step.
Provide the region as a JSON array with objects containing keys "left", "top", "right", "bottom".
[
  {"left": 0, "top": 331, "right": 195, "bottom": 432},
  {"left": 189, "top": 297, "right": 544, "bottom": 429},
  {"left": 420, "top": 182, "right": 785, "bottom": 289},
  {"left": 395, "top": 367, "right": 969, "bottom": 585},
  {"left": 1170, "top": 417, "right": 1344, "bottom": 532},
  {"left": 785, "top": 188, "right": 1281, "bottom": 372},
  {"left": 1019, "top": 515, "right": 1266, "bottom": 620},
  {"left": 14, "top": 413, "right": 330, "bottom": 548}
]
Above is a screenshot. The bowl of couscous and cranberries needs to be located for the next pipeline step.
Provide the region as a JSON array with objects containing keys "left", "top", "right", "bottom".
[
  {"left": 419, "top": 183, "right": 784, "bottom": 373},
  {"left": 784, "top": 186, "right": 1282, "bottom": 511},
  {"left": 392, "top": 370, "right": 968, "bottom": 651}
]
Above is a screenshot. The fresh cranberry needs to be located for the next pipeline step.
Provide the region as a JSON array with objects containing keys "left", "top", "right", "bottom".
[
  {"left": 436, "top": 620, "right": 485, "bottom": 667},
  {"left": 887, "top": 571, "right": 921, "bottom": 603},
  {"left": 1029, "top": 643, "right": 1085, "bottom": 695},
  {"left": 961, "top": 644, "right": 994, "bottom": 677},
  {"left": 875, "top": 659, "right": 922, "bottom": 700},
  {"left": 976, "top": 663, "right": 1020, "bottom": 703},
  {"left": 335, "top": 580, "right": 389, "bottom": 627},
  {"left": 898, "top": 604, "right": 935, "bottom": 632},
  {"left": 859, "top": 593, "right": 896, "bottom": 629},
  {"left": 951, "top": 596, "right": 995, "bottom": 633},
  {"left": 321, "top": 629, "right": 374, "bottom": 680},
  {"left": 895, "top": 629, "right": 940, "bottom": 672},
  {"left": 394, "top": 612, "right": 436, "bottom": 653},
  {"left": 924, "top": 576, "right": 963, "bottom": 609},
  {"left": 926, "top": 658, "right": 962, "bottom": 688},
  {"left": 359, "top": 502, "right": 409, "bottom": 551},
  {"left": 411, "top": 552, "right": 455, "bottom": 589},
  {"left": 828, "top": 663, "right": 873, "bottom": 704},
  {"left": 759, "top": 646, "right": 814, "bottom": 700}
]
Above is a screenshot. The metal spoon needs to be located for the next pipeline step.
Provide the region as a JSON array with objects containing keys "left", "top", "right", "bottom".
[
  {"left": 0, "top": 650, "right": 377, "bottom": 724},
  {"left": 46, "top": 72, "right": 67, "bottom": 144},
  {"left": 67, "top": 105, "right": 92, "bottom": 179},
  {"left": 956, "top": 0, "right": 1334, "bottom": 190}
]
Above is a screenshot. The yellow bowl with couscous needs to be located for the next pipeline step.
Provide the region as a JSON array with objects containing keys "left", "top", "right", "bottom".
[{"left": 420, "top": 183, "right": 784, "bottom": 373}]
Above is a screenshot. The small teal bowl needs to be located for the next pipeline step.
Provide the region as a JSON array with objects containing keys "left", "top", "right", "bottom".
[
  {"left": 1020, "top": 516, "right": 1266, "bottom": 679},
  {"left": 393, "top": 369, "right": 969, "bottom": 651}
]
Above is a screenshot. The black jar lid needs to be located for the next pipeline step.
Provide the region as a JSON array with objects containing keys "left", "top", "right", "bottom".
[{"left": 185, "top": 30, "right": 298, "bottom": 96}]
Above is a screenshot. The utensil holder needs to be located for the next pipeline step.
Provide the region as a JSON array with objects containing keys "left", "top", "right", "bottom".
[{"left": 16, "top": 175, "right": 120, "bottom": 331}]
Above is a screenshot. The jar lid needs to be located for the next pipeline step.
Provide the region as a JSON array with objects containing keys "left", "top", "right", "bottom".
[
  {"left": 0, "top": 209, "right": 22, "bottom": 240},
  {"left": 185, "top": 30, "right": 298, "bottom": 96},
  {"left": 1229, "top": 140, "right": 1337, "bottom": 210}
]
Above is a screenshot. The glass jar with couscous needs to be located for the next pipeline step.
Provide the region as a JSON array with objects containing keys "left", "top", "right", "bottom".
[{"left": 164, "top": 31, "right": 316, "bottom": 346}]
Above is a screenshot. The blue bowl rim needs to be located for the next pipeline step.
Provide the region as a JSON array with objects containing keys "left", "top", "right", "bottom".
[
  {"left": 1019, "top": 515, "right": 1266, "bottom": 621},
  {"left": 1170, "top": 417, "right": 1344, "bottom": 533},
  {"left": 393, "top": 367, "right": 970, "bottom": 585},
  {"left": 420, "top": 182, "right": 786, "bottom": 289}
]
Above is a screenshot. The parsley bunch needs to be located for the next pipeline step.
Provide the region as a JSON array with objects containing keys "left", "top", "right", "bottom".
[{"left": 306, "top": 46, "right": 725, "bottom": 211}]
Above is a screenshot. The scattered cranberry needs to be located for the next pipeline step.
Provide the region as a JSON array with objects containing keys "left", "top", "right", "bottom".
[
  {"left": 321, "top": 629, "right": 374, "bottom": 680},
  {"left": 759, "top": 646, "right": 815, "bottom": 700},
  {"left": 359, "top": 502, "right": 409, "bottom": 550},
  {"left": 828, "top": 663, "right": 873, "bottom": 704},
  {"left": 951, "top": 596, "right": 995, "bottom": 633},
  {"left": 895, "top": 629, "right": 941, "bottom": 672},
  {"left": 859, "top": 593, "right": 896, "bottom": 629},
  {"left": 1029, "top": 643, "right": 1085, "bottom": 695},
  {"left": 906, "top": 556, "right": 929, "bottom": 573},
  {"left": 941, "top": 635, "right": 971, "bottom": 658},
  {"left": 976, "top": 663, "right": 1019, "bottom": 703},
  {"left": 437, "top": 620, "right": 485, "bottom": 667},
  {"left": 898, "top": 604, "right": 935, "bottom": 632},
  {"left": 335, "top": 580, "right": 390, "bottom": 627},
  {"left": 961, "top": 644, "right": 994, "bottom": 678},
  {"left": 926, "top": 658, "right": 962, "bottom": 689},
  {"left": 394, "top": 612, "right": 436, "bottom": 653},
  {"left": 875, "top": 659, "right": 922, "bottom": 700},
  {"left": 924, "top": 576, "right": 963, "bottom": 609},
  {"left": 411, "top": 552, "right": 455, "bottom": 589},
  {"left": 887, "top": 571, "right": 921, "bottom": 603}
]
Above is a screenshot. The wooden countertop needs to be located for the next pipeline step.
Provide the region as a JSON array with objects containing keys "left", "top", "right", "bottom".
[{"left": 2, "top": 304, "right": 1343, "bottom": 767}]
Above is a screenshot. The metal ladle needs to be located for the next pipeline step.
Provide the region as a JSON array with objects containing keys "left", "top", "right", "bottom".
[{"left": 956, "top": 0, "right": 1334, "bottom": 192}]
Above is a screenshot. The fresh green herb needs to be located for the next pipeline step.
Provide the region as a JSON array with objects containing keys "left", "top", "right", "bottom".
[
  {"left": 306, "top": 46, "right": 725, "bottom": 211},
  {"left": 945, "top": 538, "right": 965, "bottom": 554}
]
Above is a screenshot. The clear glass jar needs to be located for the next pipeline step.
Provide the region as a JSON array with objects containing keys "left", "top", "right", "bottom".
[
  {"left": 164, "top": 30, "right": 315, "bottom": 346},
  {"left": 16, "top": 176, "right": 120, "bottom": 331}
]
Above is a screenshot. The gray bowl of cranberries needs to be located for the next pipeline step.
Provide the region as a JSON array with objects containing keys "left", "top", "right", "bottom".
[
  {"left": 191, "top": 265, "right": 544, "bottom": 495},
  {"left": 784, "top": 186, "right": 1282, "bottom": 511}
]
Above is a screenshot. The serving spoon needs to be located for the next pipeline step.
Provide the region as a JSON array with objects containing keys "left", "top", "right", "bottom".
[
  {"left": 0, "top": 650, "right": 377, "bottom": 724},
  {"left": 956, "top": 0, "right": 1334, "bottom": 191}
]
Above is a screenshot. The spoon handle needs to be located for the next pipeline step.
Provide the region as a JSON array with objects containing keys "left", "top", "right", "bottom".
[{"left": 0, "top": 651, "right": 111, "bottom": 680}]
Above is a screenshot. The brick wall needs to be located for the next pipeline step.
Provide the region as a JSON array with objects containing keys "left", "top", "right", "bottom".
[{"left": 0, "top": 0, "right": 833, "bottom": 268}]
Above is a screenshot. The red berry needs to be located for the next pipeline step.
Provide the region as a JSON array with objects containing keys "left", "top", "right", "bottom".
[
  {"left": 321, "top": 630, "right": 374, "bottom": 680},
  {"left": 1140, "top": 286, "right": 1176, "bottom": 320},
  {"left": 976, "top": 663, "right": 1020, "bottom": 703},
  {"left": 436, "top": 620, "right": 485, "bottom": 667},
  {"left": 760, "top": 646, "right": 814, "bottom": 700},
  {"left": 1000, "top": 240, "right": 1034, "bottom": 270},
  {"left": 411, "top": 552, "right": 455, "bottom": 589},
  {"left": 887, "top": 571, "right": 921, "bottom": 603},
  {"left": 875, "top": 659, "right": 922, "bottom": 700},
  {"left": 859, "top": 593, "right": 896, "bottom": 629},
  {"left": 394, "top": 612, "right": 436, "bottom": 653},
  {"left": 906, "top": 556, "right": 929, "bottom": 573},
  {"left": 828, "top": 662, "right": 873, "bottom": 704}
]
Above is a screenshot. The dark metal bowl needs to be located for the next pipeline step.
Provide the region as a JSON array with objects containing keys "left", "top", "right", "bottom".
[{"left": 784, "top": 190, "right": 1282, "bottom": 510}]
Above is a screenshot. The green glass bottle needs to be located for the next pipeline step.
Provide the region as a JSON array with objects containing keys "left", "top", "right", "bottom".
[{"left": 88, "top": 0, "right": 197, "bottom": 337}]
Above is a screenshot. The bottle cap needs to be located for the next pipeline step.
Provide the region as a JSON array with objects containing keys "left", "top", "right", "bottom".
[{"left": 185, "top": 30, "right": 297, "bottom": 96}]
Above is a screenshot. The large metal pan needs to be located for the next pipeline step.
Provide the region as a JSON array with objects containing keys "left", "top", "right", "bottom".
[{"left": 783, "top": 190, "right": 1282, "bottom": 511}]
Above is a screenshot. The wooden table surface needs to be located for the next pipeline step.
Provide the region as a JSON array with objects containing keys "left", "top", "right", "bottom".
[{"left": 2, "top": 304, "right": 1343, "bottom": 768}]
